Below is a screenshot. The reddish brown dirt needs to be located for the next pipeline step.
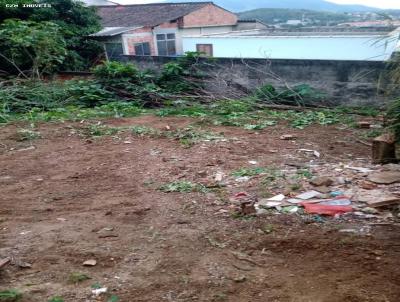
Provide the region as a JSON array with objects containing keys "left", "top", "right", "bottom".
[{"left": 1, "top": 116, "right": 400, "bottom": 302}]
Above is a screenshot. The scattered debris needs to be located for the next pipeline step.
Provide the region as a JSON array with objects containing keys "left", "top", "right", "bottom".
[
  {"left": 368, "top": 171, "right": 400, "bottom": 185},
  {"left": 83, "top": 259, "right": 97, "bottom": 267},
  {"left": 92, "top": 287, "right": 108, "bottom": 296},
  {"left": 266, "top": 194, "right": 285, "bottom": 201},
  {"left": 310, "top": 176, "right": 333, "bottom": 187},
  {"left": 296, "top": 190, "right": 321, "bottom": 200},
  {"left": 359, "top": 181, "right": 377, "bottom": 190},
  {"left": 236, "top": 176, "right": 250, "bottom": 183},
  {"left": 235, "top": 192, "right": 249, "bottom": 198},
  {"left": 16, "top": 145, "right": 36, "bottom": 152},
  {"left": 302, "top": 203, "right": 353, "bottom": 216},
  {"left": 287, "top": 198, "right": 303, "bottom": 204},
  {"left": 320, "top": 198, "right": 351, "bottom": 206},
  {"left": 280, "top": 134, "right": 296, "bottom": 140},
  {"left": 357, "top": 121, "right": 371, "bottom": 129},
  {"left": 257, "top": 200, "right": 282, "bottom": 208},
  {"left": 233, "top": 275, "right": 247, "bottom": 283},
  {"left": 314, "top": 186, "right": 331, "bottom": 193},
  {"left": 372, "top": 133, "right": 397, "bottom": 164},
  {"left": 367, "top": 196, "right": 400, "bottom": 208},
  {"left": 0, "top": 257, "right": 10, "bottom": 269},
  {"left": 16, "top": 260, "right": 32, "bottom": 269},
  {"left": 298, "top": 149, "right": 320, "bottom": 158},
  {"left": 214, "top": 171, "right": 224, "bottom": 182},
  {"left": 345, "top": 166, "right": 373, "bottom": 173}
]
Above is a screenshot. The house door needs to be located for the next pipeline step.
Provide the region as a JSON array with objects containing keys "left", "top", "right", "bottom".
[{"left": 196, "top": 44, "right": 213, "bottom": 57}]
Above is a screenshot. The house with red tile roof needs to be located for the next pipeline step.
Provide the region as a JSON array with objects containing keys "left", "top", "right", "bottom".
[{"left": 91, "top": 2, "right": 266, "bottom": 59}]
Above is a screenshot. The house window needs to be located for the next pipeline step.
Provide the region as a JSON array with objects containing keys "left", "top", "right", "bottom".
[
  {"left": 134, "top": 42, "right": 151, "bottom": 56},
  {"left": 156, "top": 33, "right": 176, "bottom": 56},
  {"left": 196, "top": 44, "right": 213, "bottom": 57},
  {"left": 104, "top": 43, "right": 123, "bottom": 60}
]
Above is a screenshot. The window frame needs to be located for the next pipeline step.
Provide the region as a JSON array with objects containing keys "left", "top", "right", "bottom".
[
  {"left": 134, "top": 42, "right": 151, "bottom": 56},
  {"left": 156, "top": 32, "right": 177, "bottom": 56},
  {"left": 196, "top": 44, "right": 213, "bottom": 57}
]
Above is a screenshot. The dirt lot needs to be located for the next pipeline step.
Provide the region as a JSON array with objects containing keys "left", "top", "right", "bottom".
[{"left": 1, "top": 115, "right": 400, "bottom": 302}]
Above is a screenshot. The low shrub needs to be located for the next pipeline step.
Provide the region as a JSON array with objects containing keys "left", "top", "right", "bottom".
[
  {"left": 0, "top": 80, "right": 68, "bottom": 113},
  {"left": 66, "top": 80, "right": 116, "bottom": 107},
  {"left": 255, "top": 83, "right": 326, "bottom": 106}
]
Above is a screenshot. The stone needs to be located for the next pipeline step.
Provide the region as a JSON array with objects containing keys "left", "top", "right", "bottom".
[
  {"left": 314, "top": 186, "right": 331, "bottom": 194},
  {"left": 280, "top": 134, "right": 296, "bottom": 140},
  {"left": 214, "top": 172, "right": 224, "bottom": 182},
  {"left": 310, "top": 176, "right": 333, "bottom": 187},
  {"left": 336, "top": 177, "right": 346, "bottom": 184},
  {"left": 367, "top": 197, "right": 400, "bottom": 208},
  {"left": 361, "top": 207, "right": 379, "bottom": 214},
  {"left": 368, "top": 171, "right": 400, "bottom": 184},
  {"left": 359, "top": 181, "right": 377, "bottom": 190},
  {"left": 357, "top": 189, "right": 400, "bottom": 208},
  {"left": 83, "top": 259, "right": 97, "bottom": 266},
  {"left": 357, "top": 121, "right": 371, "bottom": 129}
]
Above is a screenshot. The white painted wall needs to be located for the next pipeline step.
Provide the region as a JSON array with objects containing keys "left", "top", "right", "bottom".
[{"left": 182, "top": 34, "right": 399, "bottom": 61}]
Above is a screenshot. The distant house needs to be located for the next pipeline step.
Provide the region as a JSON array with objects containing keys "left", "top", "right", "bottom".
[
  {"left": 286, "top": 19, "right": 303, "bottom": 26},
  {"left": 91, "top": 2, "right": 267, "bottom": 59}
]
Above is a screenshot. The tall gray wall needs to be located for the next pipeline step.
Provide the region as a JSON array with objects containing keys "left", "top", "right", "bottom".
[{"left": 124, "top": 56, "right": 397, "bottom": 106}]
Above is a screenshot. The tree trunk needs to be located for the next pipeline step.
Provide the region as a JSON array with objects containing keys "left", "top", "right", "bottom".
[{"left": 372, "top": 133, "right": 397, "bottom": 164}]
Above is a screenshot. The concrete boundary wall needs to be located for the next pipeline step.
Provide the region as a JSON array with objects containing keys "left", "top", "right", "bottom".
[{"left": 123, "top": 55, "right": 397, "bottom": 106}]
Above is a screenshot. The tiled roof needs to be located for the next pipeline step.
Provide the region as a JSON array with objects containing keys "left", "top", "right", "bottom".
[{"left": 96, "top": 2, "right": 212, "bottom": 27}]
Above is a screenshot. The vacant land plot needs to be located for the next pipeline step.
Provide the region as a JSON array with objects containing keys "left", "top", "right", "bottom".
[{"left": 1, "top": 113, "right": 400, "bottom": 302}]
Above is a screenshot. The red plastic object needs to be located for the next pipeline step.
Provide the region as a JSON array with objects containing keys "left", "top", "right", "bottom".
[
  {"left": 302, "top": 203, "right": 353, "bottom": 216},
  {"left": 234, "top": 192, "right": 249, "bottom": 198}
]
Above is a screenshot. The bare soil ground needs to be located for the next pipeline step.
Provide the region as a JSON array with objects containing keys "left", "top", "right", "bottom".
[{"left": 1, "top": 115, "right": 400, "bottom": 302}]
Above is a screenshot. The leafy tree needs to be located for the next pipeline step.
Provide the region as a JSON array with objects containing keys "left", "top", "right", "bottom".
[
  {"left": 0, "top": 19, "right": 66, "bottom": 78},
  {"left": 0, "top": 0, "right": 102, "bottom": 71}
]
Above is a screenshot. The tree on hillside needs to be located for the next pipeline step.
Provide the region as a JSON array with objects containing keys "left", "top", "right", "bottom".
[{"left": 0, "top": 0, "right": 102, "bottom": 71}]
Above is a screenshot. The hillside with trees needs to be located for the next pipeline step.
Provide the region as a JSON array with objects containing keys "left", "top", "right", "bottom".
[{"left": 238, "top": 8, "right": 353, "bottom": 26}]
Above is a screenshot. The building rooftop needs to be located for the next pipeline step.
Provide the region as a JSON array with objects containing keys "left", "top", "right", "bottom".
[
  {"left": 90, "top": 26, "right": 140, "bottom": 37},
  {"left": 96, "top": 2, "right": 213, "bottom": 27},
  {"left": 196, "top": 27, "right": 398, "bottom": 38}
]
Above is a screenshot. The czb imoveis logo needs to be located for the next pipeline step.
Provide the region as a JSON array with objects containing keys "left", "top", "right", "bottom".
[{"left": 0, "top": 0, "right": 52, "bottom": 7}]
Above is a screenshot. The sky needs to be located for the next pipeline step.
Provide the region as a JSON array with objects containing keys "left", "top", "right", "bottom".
[
  {"left": 116, "top": 0, "right": 400, "bottom": 9},
  {"left": 329, "top": 0, "right": 400, "bottom": 9}
]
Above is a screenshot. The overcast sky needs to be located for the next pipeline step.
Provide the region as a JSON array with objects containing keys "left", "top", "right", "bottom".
[
  {"left": 116, "top": 0, "right": 400, "bottom": 9},
  {"left": 329, "top": 0, "right": 400, "bottom": 9}
]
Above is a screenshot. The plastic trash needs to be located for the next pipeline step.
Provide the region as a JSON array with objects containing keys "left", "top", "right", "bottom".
[
  {"left": 281, "top": 206, "right": 299, "bottom": 213},
  {"left": 301, "top": 203, "right": 353, "bottom": 216},
  {"left": 235, "top": 192, "right": 249, "bottom": 198},
  {"left": 296, "top": 190, "right": 321, "bottom": 200},
  {"left": 267, "top": 194, "right": 285, "bottom": 201},
  {"left": 320, "top": 198, "right": 351, "bottom": 206},
  {"left": 330, "top": 191, "right": 344, "bottom": 197}
]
